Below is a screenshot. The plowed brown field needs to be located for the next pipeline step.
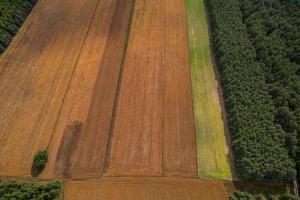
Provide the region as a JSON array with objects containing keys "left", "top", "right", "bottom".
[{"left": 64, "top": 177, "right": 229, "bottom": 200}]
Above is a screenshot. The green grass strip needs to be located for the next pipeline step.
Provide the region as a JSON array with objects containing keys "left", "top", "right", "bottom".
[{"left": 185, "top": 0, "right": 234, "bottom": 179}]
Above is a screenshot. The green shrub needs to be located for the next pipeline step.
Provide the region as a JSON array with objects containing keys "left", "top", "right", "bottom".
[
  {"left": 230, "top": 191, "right": 253, "bottom": 200},
  {"left": 33, "top": 150, "right": 48, "bottom": 171}
]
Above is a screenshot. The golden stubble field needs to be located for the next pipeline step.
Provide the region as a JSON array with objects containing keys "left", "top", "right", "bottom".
[{"left": 0, "top": 0, "right": 232, "bottom": 199}]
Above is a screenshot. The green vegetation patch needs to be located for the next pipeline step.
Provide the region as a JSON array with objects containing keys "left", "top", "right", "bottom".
[
  {"left": 0, "top": 180, "right": 63, "bottom": 200},
  {"left": 185, "top": 0, "right": 234, "bottom": 179},
  {"left": 0, "top": 0, "right": 37, "bottom": 53},
  {"left": 32, "top": 150, "right": 48, "bottom": 176}
]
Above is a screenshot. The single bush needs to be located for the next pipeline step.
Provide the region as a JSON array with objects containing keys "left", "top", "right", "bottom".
[{"left": 33, "top": 150, "right": 48, "bottom": 171}]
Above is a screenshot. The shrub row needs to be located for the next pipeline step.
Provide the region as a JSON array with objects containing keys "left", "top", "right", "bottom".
[
  {"left": 0, "top": 180, "right": 62, "bottom": 200},
  {"left": 238, "top": 0, "right": 300, "bottom": 184},
  {"left": 0, "top": 0, "right": 37, "bottom": 53},
  {"left": 205, "top": 0, "right": 295, "bottom": 181}
]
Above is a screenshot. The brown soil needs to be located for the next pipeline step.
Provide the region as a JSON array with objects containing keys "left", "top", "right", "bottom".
[
  {"left": 64, "top": 177, "right": 229, "bottom": 200},
  {"left": 55, "top": 121, "right": 82, "bottom": 178}
]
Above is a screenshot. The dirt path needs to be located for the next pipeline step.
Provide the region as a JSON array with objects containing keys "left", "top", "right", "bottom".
[{"left": 64, "top": 177, "right": 229, "bottom": 200}]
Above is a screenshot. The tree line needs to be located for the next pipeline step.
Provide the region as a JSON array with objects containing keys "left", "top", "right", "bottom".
[
  {"left": 206, "top": 0, "right": 295, "bottom": 181},
  {"left": 0, "top": 0, "right": 37, "bottom": 53},
  {"left": 0, "top": 180, "right": 62, "bottom": 200}
]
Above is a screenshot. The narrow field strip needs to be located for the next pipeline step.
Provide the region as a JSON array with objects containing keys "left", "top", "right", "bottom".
[
  {"left": 42, "top": 0, "right": 134, "bottom": 179},
  {"left": 64, "top": 177, "right": 229, "bottom": 200},
  {"left": 163, "top": 0, "right": 197, "bottom": 176},
  {"left": 105, "top": 0, "right": 165, "bottom": 176},
  {"left": 106, "top": 0, "right": 197, "bottom": 177},
  {"left": 185, "top": 0, "right": 234, "bottom": 179}
]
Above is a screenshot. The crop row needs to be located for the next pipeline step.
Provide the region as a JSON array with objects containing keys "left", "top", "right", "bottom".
[
  {"left": 0, "top": 0, "right": 37, "bottom": 53},
  {"left": 206, "top": 0, "right": 295, "bottom": 181}
]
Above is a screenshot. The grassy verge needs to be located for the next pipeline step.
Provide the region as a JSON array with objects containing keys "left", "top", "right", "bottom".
[{"left": 185, "top": 0, "right": 234, "bottom": 179}]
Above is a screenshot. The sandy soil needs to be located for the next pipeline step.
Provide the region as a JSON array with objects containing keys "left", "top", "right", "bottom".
[{"left": 64, "top": 177, "right": 229, "bottom": 200}]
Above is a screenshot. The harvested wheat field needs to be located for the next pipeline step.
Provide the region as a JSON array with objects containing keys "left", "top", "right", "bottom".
[
  {"left": 0, "top": 0, "right": 107, "bottom": 177},
  {"left": 0, "top": 0, "right": 200, "bottom": 179},
  {"left": 105, "top": 0, "right": 197, "bottom": 177},
  {"left": 64, "top": 177, "right": 229, "bottom": 200},
  {"left": 0, "top": 0, "right": 234, "bottom": 199}
]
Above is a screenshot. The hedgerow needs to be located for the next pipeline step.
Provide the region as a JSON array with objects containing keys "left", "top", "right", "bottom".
[
  {"left": 206, "top": 0, "right": 295, "bottom": 181},
  {"left": 0, "top": 0, "right": 37, "bottom": 53}
]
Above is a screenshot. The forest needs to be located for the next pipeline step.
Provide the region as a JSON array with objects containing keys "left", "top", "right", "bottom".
[
  {"left": 206, "top": 0, "right": 297, "bottom": 181},
  {"left": 238, "top": 0, "right": 300, "bottom": 184},
  {"left": 0, "top": 0, "right": 37, "bottom": 53}
]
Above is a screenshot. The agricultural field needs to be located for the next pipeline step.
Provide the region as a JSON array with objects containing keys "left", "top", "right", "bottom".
[
  {"left": 0, "top": 0, "right": 221, "bottom": 180},
  {"left": 1, "top": 0, "right": 298, "bottom": 199},
  {"left": 185, "top": 0, "right": 234, "bottom": 179},
  {"left": 106, "top": 0, "right": 197, "bottom": 177},
  {"left": 64, "top": 177, "right": 229, "bottom": 200}
]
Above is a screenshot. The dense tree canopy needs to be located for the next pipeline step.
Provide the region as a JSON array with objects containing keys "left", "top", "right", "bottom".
[
  {"left": 0, "top": 180, "right": 62, "bottom": 200},
  {"left": 206, "top": 0, "right": 295, "bottom": 181},
  {"left": 0, "top": 0, "right": 37, "bottom": 53},
  {"left": 238, "top": 0, "right": 300, "bottom": 184}
]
